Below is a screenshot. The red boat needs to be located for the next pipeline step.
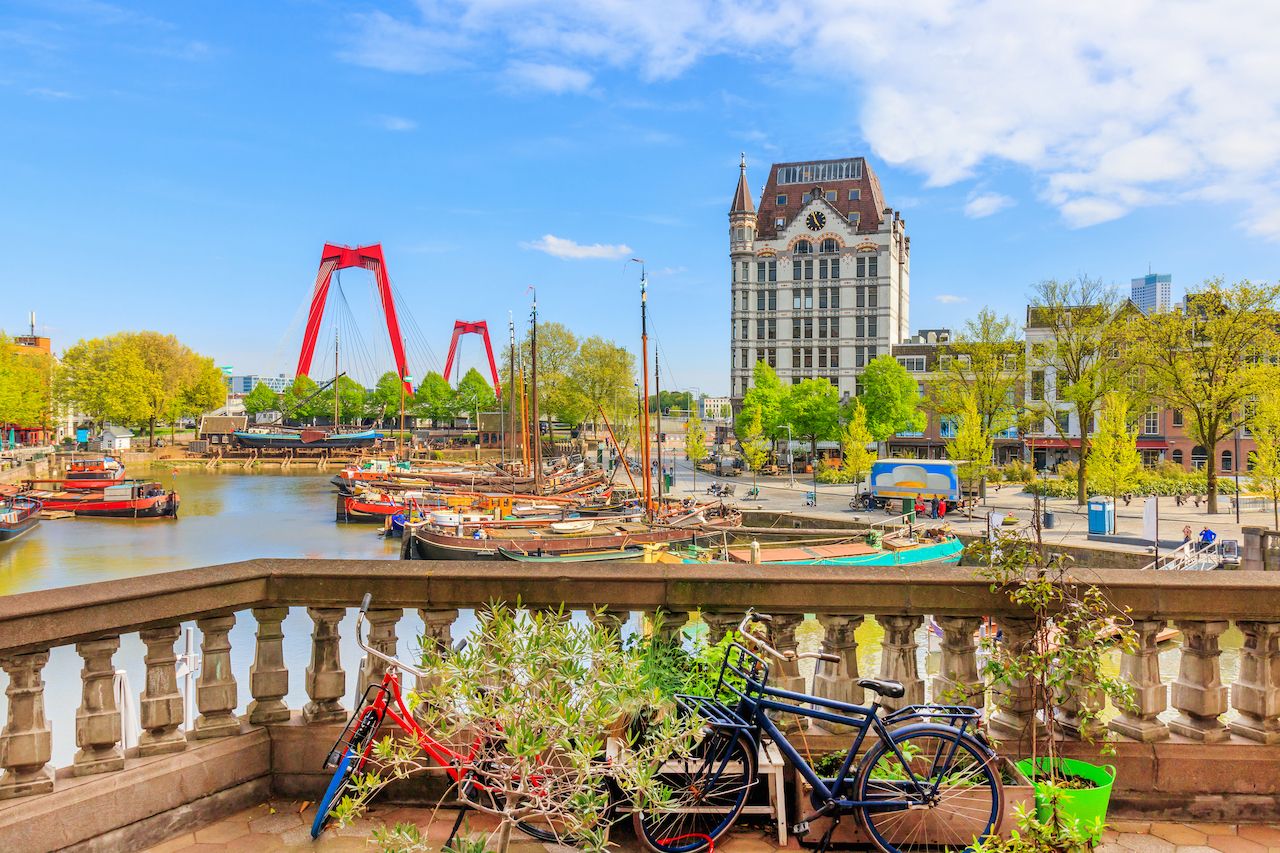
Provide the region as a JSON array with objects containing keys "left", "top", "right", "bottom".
[
  {"left": 22, "top": 480, "right": 179, "bottom": 519},
  {"left": 52, "top": 457, "right": 127, "bottom": 490}
]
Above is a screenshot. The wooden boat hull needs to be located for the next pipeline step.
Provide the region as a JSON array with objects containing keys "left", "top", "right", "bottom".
[
  {"left": 233, "top": 430, "right": 381, "bottom": 449},
  {"left": 740, "top": 536, "right": 964, "bottom": 567},
  {"left": 497, "top": 546, "right": 645, "bottom": 562},
  {"left": 0, "top": 498, "right": 41, "bottom": 542},
  {"left": 409, "top": 526, "right": 700, "bottom": 561},
  {"left": 33, "top": 492, "right": 179, "bottom": 519}
]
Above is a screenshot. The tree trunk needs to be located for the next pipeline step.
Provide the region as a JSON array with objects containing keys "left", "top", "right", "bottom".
[
  {"left": 1206, "top": 452, "right": 1218, "bottom": 514},
  {"left": 1076, "top": 449, "right": 1088, "bottom": 506},
  {"left": 149, "top": 417, "right": 156, "bottom": 449}
]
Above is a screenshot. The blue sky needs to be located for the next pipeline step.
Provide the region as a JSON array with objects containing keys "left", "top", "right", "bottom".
[{"left": 3, "top": 1, "right": 1278, "bottom": 395}]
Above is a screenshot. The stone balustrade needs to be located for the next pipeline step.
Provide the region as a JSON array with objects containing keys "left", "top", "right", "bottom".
[{"left": 0, "top": 559, "right": 1277, "bottom": 850}]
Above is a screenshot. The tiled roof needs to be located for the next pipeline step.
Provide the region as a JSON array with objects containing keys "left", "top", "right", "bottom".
[
  {"left": 730, "top": 154, "right": 754, "bottom": 214},
  {"left": 754, "top": 157, "right": 886, "bottom": 240}
]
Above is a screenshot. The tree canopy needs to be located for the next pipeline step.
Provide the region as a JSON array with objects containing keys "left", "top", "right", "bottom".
[
  {"left": 734, "top": 361, "right": 786, "bottom": 441},
  {"left": 0, "top": 334, "right": 53, "bottom": 431},
  {"left": 840, "top": 400, "right": 876, "bottom": 486},
  {"left": 1087, "top": 392, "right": 1142, "bottom": 503},
  {"left": 931, "top": 308, "right": 1022, "bottom": 437},
  {"left": 859, "top": 355, "right": 925, "bottom": 441},
  {"left": 242, "top": 382, "right": 280, "bottom": 418},
  {"left": 785, "top": 378, "right": 842, "bottom": 456}
]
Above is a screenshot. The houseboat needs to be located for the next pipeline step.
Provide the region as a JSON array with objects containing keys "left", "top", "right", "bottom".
[
  {"left": 23, "top": 481, "right": 179, "bottom": 519},
  {"left": 0, "top": 496, "right": 42, "bottom": 541}
]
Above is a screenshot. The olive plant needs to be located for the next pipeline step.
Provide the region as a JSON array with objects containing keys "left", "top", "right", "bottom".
[{"left": 333, "top": 604, "right": 703, "bottom": 853}]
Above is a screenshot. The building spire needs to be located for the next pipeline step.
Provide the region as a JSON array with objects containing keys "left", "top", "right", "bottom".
[{"left": 730, "top": 153, "right": 755, "bottom": 214}]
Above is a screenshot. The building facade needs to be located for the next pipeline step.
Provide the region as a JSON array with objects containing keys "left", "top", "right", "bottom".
[
  {"left": 1131, "top": 273, "right": 1172, "bottom": 314},
  {"left": 729, "top": 156, "right": 910, "bottom": 406},
  {"left": 227, "top": 374, "right": 291, "bottom": 395}
]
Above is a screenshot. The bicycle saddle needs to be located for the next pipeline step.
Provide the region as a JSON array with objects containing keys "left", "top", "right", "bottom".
[{"left": 857, "top": 678, "right": 906, "bottom": 699}]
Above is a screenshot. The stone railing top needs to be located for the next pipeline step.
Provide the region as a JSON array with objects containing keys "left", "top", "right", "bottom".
[{"left": 2, "top": 559, "right": 1279, "bottom": 656}]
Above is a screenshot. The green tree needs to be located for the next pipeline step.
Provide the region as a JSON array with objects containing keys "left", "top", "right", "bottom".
[
  {"left": 785, "top": 378, "right": 841, "bottom": 461},
  {"left": 1248, "top": 395, "right": 1280, "bottom": 529},
  {"left": 174, "top": 356, "right": 226, "bottom": 427},
  {"left": 501, "top": 321, "right": 585, "bottom": 433},
  {"left": 242, "top": 382, "right": 280, "bottom": 418},
  {"left": 280, "top": 375, "right": 322, "bottom": 422},
  {"left": 946, "top": 390, "right": 994, "bottom": 510},
  {"left": 736, "top": 405, "right": 770, "bottom": 487},
  {"left": 367, "top": 371, "right": 408, "bottom": 424},
  {"left": 735, "top": 361, "right": 787, "bottom": 441},
  {"left": 840, "top": 399, "right": 877, "bottom": 489},
  {"left": 1028, "top": 276, "right": 1133, "bottom": 505},
  {"left": 859, "top": 355, "right": 925, "bottom": 444},
  {"left": 1127, "top": 279, "right": 1280, "bottom": 514},
  {"left": 456, "top": 367, "right": 497, "bottom": 424},
  {"left": 685, "top": 411, "right": 709, "bottom": 492},
  {"left": 315, "top": 375, "right": 369, "bottom": 425},
  {"left": 56, "top": 335, "right": 153, "bottom": 429},
  {"left": 410, "top": 371, "right": 458, "bottom": 424},
  {"left": 649, "top": 389, "right": 693, "bottom": 414},
  {"left": 0, "top": 334, "right": 53, "bottom": 432},
  {"left": 931, "top": 308, "right": 1023, "bottom": 437},
  {"left": 569, "top": 336, "right": 636, "bottom": 432},
  {"left": 1087, "top": 392, "right": 1142, "bottom": 508}
]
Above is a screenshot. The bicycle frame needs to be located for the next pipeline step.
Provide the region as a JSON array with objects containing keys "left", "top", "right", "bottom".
[{"left": 711, "top": 641, "right": 983, "bottom": 814}]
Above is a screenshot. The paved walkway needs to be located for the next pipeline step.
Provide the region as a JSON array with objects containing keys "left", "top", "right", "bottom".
[{"left": 144, "top": 800, "right": 1280, "bottom": 853}]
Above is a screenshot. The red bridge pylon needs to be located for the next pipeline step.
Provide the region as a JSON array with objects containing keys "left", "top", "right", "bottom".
[{"left": 442, "top": 321, "right": 502, "bottom": 400}]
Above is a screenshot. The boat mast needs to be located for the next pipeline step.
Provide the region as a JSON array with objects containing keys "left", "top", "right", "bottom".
[
  {"left": 530, "top": 289, "right": 541, "bottom": 493},
  {"left": 637, "top": 262, "right": 653, "bottom": 520},
  {"left": 654, "top": 347, "right": 662, "bottom": 503},
  {"left": 333, "top": 326, "right": 340, "bottom": 429},
  {"left": 506, "top": 313, "right": 515, "bottom": 466}
]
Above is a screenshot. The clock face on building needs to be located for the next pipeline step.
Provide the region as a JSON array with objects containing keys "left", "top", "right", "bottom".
[{"left": 805, "top": 211, "right": 826, "bottom": 231}]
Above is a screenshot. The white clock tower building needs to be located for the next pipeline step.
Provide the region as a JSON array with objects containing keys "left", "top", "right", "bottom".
[{"left": 729, "top": 156, "right": 911, "bottom": 408}]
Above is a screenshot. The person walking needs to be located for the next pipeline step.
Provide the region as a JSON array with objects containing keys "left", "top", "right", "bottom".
[
  {"left": 930, "top": 497, "right": 939, "bottom": 519},
  {"left": 1182, "top": 525, "right": 1193, "bottom": 544}
]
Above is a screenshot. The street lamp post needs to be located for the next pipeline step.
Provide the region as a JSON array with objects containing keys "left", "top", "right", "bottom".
[{"left": 783, "top": 424, "right": 796, "bottom": 487}]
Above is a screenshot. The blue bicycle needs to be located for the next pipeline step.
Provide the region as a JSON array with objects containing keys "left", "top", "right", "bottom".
[{"left": 633, "top": 611, "right": 1004, "bottom": 853}]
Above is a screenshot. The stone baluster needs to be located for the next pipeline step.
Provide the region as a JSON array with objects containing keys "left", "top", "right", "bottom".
[
  {"left": 987, "top": 616, "right": 1037, "bottom": 740},
  {"left": 590, "top": 608, "right": 630, "bottom": 641},
  {"left": 703, "top": 611, "right": 746, "bottom": 645},
  {"left": 0, "top": 651, "right": 54, "bottom": 798},
  {"left": 73, "top": 637, "right": 125, "bottom": 775},
  {"left": 247, "top": 608, "right": 290, "bottom": 725},
  {"left": 138, "top": 625, "right": 187, "bottom": 755},
  {"left": 1053, "top": 677, "right": 1105, "bottom": 741},
  {"left": 1231, "top": 620, "right": 1280, "bottom": 744},
  {"left": 1109, "top": 618, "right": 1170, "bottom": 742},
  {"left": 358, "top": 609, "right": 402, "bottom": 697},
  {"left": 192, "top": 616, "right": 239, "bottom": 738},
  {"left": 932, "top": 616, "right": 984, "bottom": 708},
  {"left": 768, "top": 613, "right": 808, "bottom": 732},
  {"left": 303, "top": 608, "right": 347, "bottom": 724},
  {"left": 813, "top": 615, "right": 864, "bottom": 733},
  {"left": 878, "top": 615, "right": 924, "bottom": 712},
  {"left": 1169, "top": 620, "right": 1230, "bottom": 742},
  {"left": 417, "top": 609, "right": 458, "bottom": 693},
  {"left": 645, "top": 609, "right": 690, "bottom": 643}
]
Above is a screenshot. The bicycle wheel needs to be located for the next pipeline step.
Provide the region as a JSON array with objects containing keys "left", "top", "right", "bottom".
[
  {"left": 310, "top": 708, "right": 380, "bottom": 839},
  {"left": 854, "top": 724, "right": 1002, "bottom": 853},
  {"left": 633, "top": 728, "right": 756, "bottom": 853},
  {"left": 461, "top": 752, "right": 615, "bottom": 845}
]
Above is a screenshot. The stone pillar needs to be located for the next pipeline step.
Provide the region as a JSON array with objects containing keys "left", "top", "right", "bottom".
[
  {"left": 73, "top": 637, "right": 124, "bottom": 775},
  {"left": 703, "top": 611, "right": 746, "bottom": 645},
  {"left": 933, "top": 616, "right": 984, "bottom": 708},
  {"left": 192, "top": 615, "right": 240, "bottom": 738},
  {"left": 247, "top": 608, "right": 290, "bottom": 725},
  {"left": 987, "top": 617, "right": 1037, "bottom": 740},
  {"left": 0, "top": 651, "right": 54, "bottom": 797},
  {"left": 590, "top": 609, "right": 629, "bottom": 642},
  {"left": 138, "top": 625, "right": 187, "bottom": 755},
  {"left": 645, "top": 609, "right": 690, "bottom": 643},
  {"left": 1109, "top": 619, "right": 1170, "bottom": 742},
  {"left": 1170, "top": 620, "right": 1231, "bottom": 742},
  {"left": 1231, "top": 621, "right": 1280, "bottom": 744},
  {"left": 813, "top": 615, "right": 863, "bottom": 733},
  {"left": 878, "top": 615, "right": 924, "bottom": 712},
  {"left": 768, "top": 613, "right": 808, "bottom": 732},
  {"left": 1054, "top": 677, "right": 1105, "bottom": 741},
  {"left": 417, "top": 609, "right": 457, "bottom": 692},
  {"left": 1241, "top": 526, "right": 1265, "bottom": 572},
  {"left": 303, "top": 608, "right": 347, "bottom": 724},
  {"left": 358, "top": 609, "right": 402, "bottom": 697}
]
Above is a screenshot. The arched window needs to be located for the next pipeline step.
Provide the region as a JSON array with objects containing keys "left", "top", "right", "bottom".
[
  {"left": 820, "top": 238, "right": 839, "bottom": 254},
  {"left": 1222, "top": 449, "right": 1233, "bottom": 472},
  {"left": 1172, "top": 449, "right": 1183, "bottom": 465},
  {"left": 794, "top": 240, "right": 812, "bottom": 255},
  {"left": 1191, "top": 445, "right": 1207, "bottom": 470}
]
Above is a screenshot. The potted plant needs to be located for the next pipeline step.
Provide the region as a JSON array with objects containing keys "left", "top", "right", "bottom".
[{"left": 969, "top": 527, "right": 1136, "bottom": 844}]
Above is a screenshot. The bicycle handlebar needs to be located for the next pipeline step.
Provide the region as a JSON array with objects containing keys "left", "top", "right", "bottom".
[{"left": 737, "top": 611, "right": 840, "bottom": 664}]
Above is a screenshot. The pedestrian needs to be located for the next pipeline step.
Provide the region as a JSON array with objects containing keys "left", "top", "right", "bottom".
[
  {"left": 1182, "top": 525, "right": 1193, "bottom": 543},
  {"left": 1199, "top": 526, "right": 1216, "bottom": 548},
  {"left": 939, "top": 498, "right": 948, "bottom": 519},
  {"left": 914, "top": 497, "right": 925, "bottom": 518},
  {"left": 930, "top": 496, "right": 939, "bottom": 519}
]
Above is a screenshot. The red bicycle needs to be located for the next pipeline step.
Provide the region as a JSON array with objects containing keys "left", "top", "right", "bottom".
[{"left": 310, "top": 594, "right": 571, "bottom": 842}]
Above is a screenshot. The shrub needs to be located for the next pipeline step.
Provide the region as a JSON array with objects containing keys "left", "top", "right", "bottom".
[
  {"left": 1056, "top": 460, "right": 1079, "bottom": 482},
  {"left": 1024, "top": 471, "right": 1236, "bottom": 498},
  {"left": 1003, "top": 458, "right": 1037, "bottom": 484},
  {"left": 816, "top": 460, "right": 853, "bottom": 484}
]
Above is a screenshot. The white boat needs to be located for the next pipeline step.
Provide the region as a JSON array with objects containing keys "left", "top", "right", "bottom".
[{"left": 550, "top": 519, "right": 595, "bottom": 534}]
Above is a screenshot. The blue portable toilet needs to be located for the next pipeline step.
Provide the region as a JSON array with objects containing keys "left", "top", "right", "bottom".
[{"left": 1088, "top": 497, "right": 1115, "bottom": 535}]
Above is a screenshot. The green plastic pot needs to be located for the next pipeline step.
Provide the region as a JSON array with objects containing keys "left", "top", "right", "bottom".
[{"left": 1015, "top": 757, "right": 1115, "bottom": 840}]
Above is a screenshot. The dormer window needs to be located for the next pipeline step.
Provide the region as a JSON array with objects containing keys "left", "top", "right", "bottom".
[{"left": 795, "top": 240, "right": 812, "bottom": 254}]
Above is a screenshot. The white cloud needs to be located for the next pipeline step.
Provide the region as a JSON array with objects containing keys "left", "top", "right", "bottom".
[
  {"left": 934, "top": 294, "right": 968, "bottom": 304},
  {"left": 963, "top": 192, "right": 1014, "bottom": 219},
  {"left": 505, "top": 61, "right": 592, "bottom": 94},
  {"left": 375, "top": 114, "right": 417, "bottom": 132},
  {"left": 340, "top": 1, "right": 1280, "bottom": 238},
  {"left": 521, "top": 234, "right": 632, "bottom": 260}
]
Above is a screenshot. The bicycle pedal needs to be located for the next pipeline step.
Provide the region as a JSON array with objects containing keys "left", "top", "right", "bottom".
[{"left": 791, "top": 821, "right": 810, "bottom": 836}]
